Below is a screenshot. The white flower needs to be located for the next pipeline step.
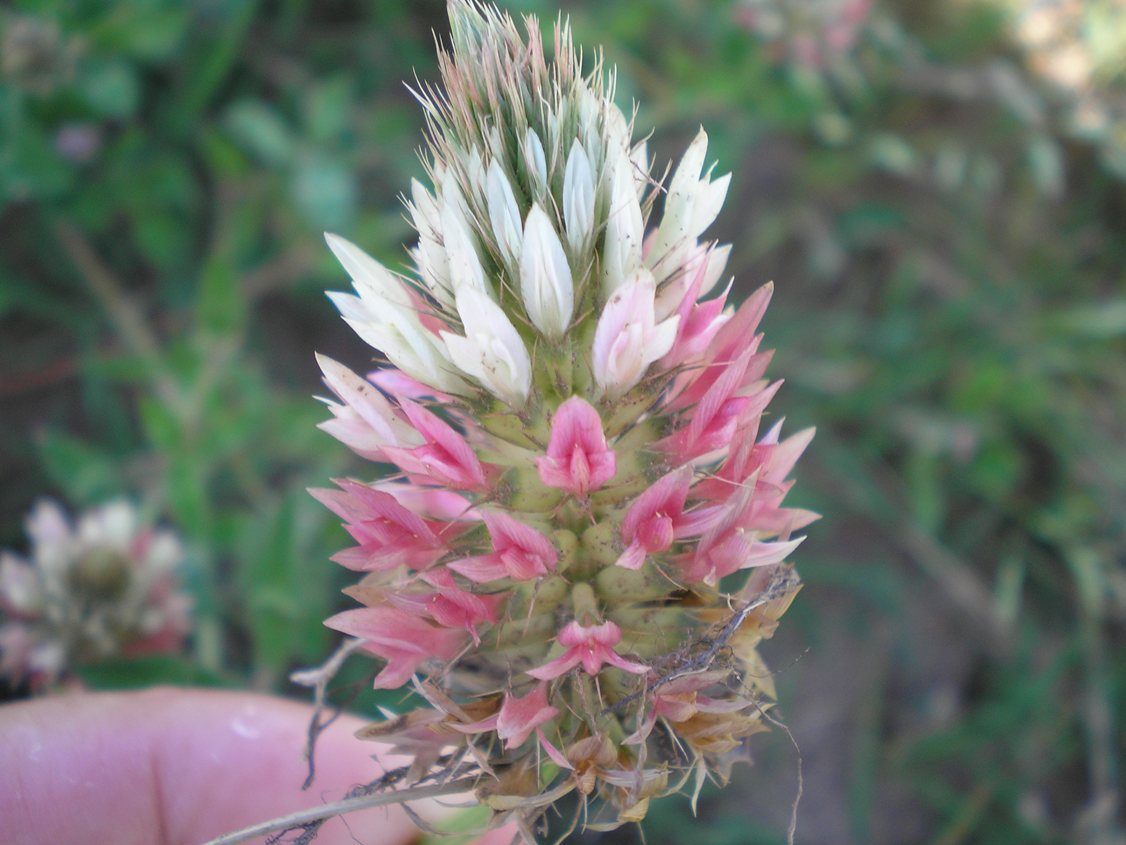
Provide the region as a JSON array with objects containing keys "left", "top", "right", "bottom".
[
  {"left": 326, "top": 232, "right": 414, "bottom": 308},
  {"left": 647, "top": 128, "right": 731, "bottom": 282},
  {"left": 440, "top": 176, "right": 489, "bottom": 296},
  {"left": 520, "top": 204, "right": 573, "bottom": 338},
  {"left": 326, "top": 234, "right": 464, "bottom": 393},
  {"left": 409, "top": 178, "right": 455, "bottom": 306},
  {"left": 465, "top": 146, "right": 487, "bottom": 200},
  {"left": 487, "top": 159, "right": 523, "bottom": 263},
  {"left": 523, "top": 127, "right": 548, "bottom": 197},
  {"left": 1, "top": 499, "right": 191, "bottom": 689},
  {"left": 563, "top": 140, "right": 595, "bottom": 254},
  {"left": 441, "top": 287, "right": 532, "bottom": 406},
  {"left": 600, "top": 150, "right": 645, "bottom": 295}
]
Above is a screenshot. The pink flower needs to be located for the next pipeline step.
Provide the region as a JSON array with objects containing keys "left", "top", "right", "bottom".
[
  {"left": 657, "top": 246, "right": 733, "bottom": 369},
  {"left": 694, "top": 420, "right": 819, "bottom": 534},
  {"left": 654, "top": 242, "right": 730, "bottom": 321},
  {"left": 311, "top": 4, "right": 815, "bottom": 824},
  {"left": 382, "top": 399, "right": 491, "bottom": 491},
  {"left": 536, "top": 396, "right": 617, "bottom": 496},
  {"left": 658, "top": 281, "right": 731, "bottom": 369},
  {"left": 681, "top": 486, "right": 806, "bottom": 585},
  {"left": 497, "top": 683, "right": 560, "bottom": 748},
  {"left": 452, "top": 682, "right": 561, "bottom": 754},
  {"left": 615, "top": 467, "right": 707, "bottom": 570},
  {"left": 310, "top": 480, "right": 451, "bottom": 571},
  {"left": 757, "top": 419, "right": 817, "bottom": 487},
  {"left": 625, "top": 670, "right": 750, "bottom": 744},
  {"left": 388, "top": 569, "right": 506, "bottom": 645},
  {"left": 372, "top": 482, "right": 473, "bottom": 521},
  {"left": 315, "top": 355, "right": 422, "bottom": 462},
  {"left": 448, "top": 512, "right": 558, "bottom": 583},
  {"left": 367, "top": 368, "right": 451, "bottom": 402},
  {"left": 659, "top": 350, "right": 782, "bottom": 465},
  {"left": 528, "top": 620, "right": 648, "bottom": 679},
  {"left": 664, "top": 282, "right": 775, "bottom": 413},
  {"left": 325, "top": 605, "right": 464, "bottom": 689}
]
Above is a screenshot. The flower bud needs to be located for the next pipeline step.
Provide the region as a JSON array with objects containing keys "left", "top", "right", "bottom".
[
  {"left": 520, "top": 203, "right": 574, "bottom": 338},
  {"left": 648, "top": 128, "right": 731, "bottom": 282},
  {"left": 325, "top": 235, "right": 465, "bottom": 393},
  {"left": 440, "top": 181, "right": 489, "bottom": 296},
  {"left": 563, "top": 140, "right": 595, "bottom": 253},
  {"left": 600, "top": 151, "right": 644, "bottom": 295},
  {"left": 592, "top": 269, "right": 679, "bottom": 397},
  {"left": 486, "top": 159, "right": 523, "bottom": 263},
  {"left": 523, "top": 127, "right": 548, "bottom": 197}
]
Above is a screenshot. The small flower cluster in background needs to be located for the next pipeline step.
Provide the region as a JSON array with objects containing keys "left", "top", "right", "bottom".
[
  {"left": 736, "top": 0, "right": 874, "bottom": 69},
  {"left": 1000, "top": 0, "right": 1126, "bottom": 176},
  {"left": 0, "top": 500, "right": 191, "bottom": 692},
  {"left": 310, "top": 1, "right": 812, "bottom": 837}
]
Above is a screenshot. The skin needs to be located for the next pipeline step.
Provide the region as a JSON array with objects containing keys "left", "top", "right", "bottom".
[{"left": 0, "top": 687, "right": 514, "bottom": 845}]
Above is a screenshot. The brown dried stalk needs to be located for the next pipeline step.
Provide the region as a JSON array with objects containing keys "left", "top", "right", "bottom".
[{"left": 200, "top": 775, "right": 481, "bottom": 845}]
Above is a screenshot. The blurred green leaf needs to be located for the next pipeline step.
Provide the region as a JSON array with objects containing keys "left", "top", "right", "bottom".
[
  {"left": 197, "top": 254, "right": 246, "bottom": 336},
  {"left": 169, "top": 0, "right": 257, "bottom": 129},
  {"left": 0, "top": 121, "right": 72, "bottom": 202},
  {"left": 224, "top": 99, "right": 294, "bottom": 165},
  {"left": 77, "top": 58, "right": 141, "bottom": 118},
  {"left": 237, "top": 493, "right": 333, "bottom": 676},
  {"left": 306, "top": 76, "right": 353, "bottom": 144},
  {"left": 90, "top": 7, "right": 189, "bottom": 63},
  {"left": 37, "top": 430, "right": 123, "bottom": 504},
  {"left": 291, "top": 152, "right": 355, "bottom": 228},
  {"left": 1056, "top": 300, "right": 1126, "bottom": 339}
]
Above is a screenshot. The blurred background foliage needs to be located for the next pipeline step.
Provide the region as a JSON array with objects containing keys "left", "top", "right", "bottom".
[{"left": 0, "top": 0, "right": 1123, "bottom": 843}]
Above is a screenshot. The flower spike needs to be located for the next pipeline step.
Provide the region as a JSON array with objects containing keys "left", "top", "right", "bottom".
[{"left": 311, "top": 0, "right": 814, "bottom": 834}]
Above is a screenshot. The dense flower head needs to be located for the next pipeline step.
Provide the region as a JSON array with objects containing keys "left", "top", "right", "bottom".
[
  {"left": 0, "top": 499, "right": 191, "bottom": 691},
  {"left": 314, "top": 1, "right": 814, "bottom": 837}
]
